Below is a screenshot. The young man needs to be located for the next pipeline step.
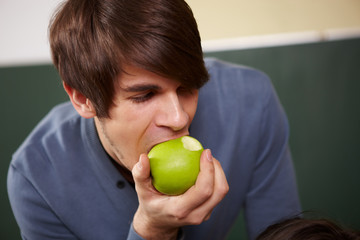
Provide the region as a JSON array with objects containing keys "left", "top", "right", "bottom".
[{"left": 7, "top": 0, "right": 301, "bottom": 239}]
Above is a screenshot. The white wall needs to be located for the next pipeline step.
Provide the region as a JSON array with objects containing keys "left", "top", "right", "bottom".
[
  {"left": 0, "top": 0, "right": 61, "bottom": 66},
  {"left": 187, "top": 0, "right": 360, "bottom": 40},
  {"left": 1, "top": 0, "right": 360, "bottom": 67}
]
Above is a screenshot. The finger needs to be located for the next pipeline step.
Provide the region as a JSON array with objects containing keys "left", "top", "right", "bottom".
[
  {"left": 132, "top": 154, "right": 154, "bottom": 198},
  {"left": 198, "top": 158, "right": 228, "bottom": 207},
  {"left": 174, "top": 149, "right": 215, "bottom": 216},
  {"left": 214, "top": 158, "right": 229, "bottom": 190},
  {"left": 132, "top": 154, "right": 150, "bottom": 181},
  {"left": 194, "top": 149, "right": 216, "bottom": 197},
  {"left": 212, "top": 158, "right": 229, "bottom": 202},
  {"left": 186, "top": 149, "right": 215, "bottom": 200},
  {"left": 204, "top": 211, "right": 212, "bottom": 221},
  {"left": 182, "top": 158, "right": 228, "bottom": 224}
]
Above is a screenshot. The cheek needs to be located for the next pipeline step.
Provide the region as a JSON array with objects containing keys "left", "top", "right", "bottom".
[
  {"left": 115, "top": 104, "right": 156, "bottom": 144},
  {"left": 105, "top": 105, "right": 149, "bottom": 147},
  {"left": 105, "top": 108, "right": 153, "bottom": 167},
  {"left": 112, "top": 102, "right": 150, "bottom": 124},
  {"left": 121, "top": 105, "right": 155, "bottom": 128}
]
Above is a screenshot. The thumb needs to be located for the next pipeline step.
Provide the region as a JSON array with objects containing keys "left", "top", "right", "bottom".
[{"left": 132, "top": 154, "right": 153, "bottom": 195}]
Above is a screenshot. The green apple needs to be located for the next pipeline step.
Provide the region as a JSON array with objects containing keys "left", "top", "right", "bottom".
[{"left": 148, "top": 136, "right": 204, "bottom": 195}]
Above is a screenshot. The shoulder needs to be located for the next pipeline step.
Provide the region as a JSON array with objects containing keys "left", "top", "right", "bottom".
[
  {"left": 10, "top": 102, "right": 81, "bottom": 178},
  {"left": 193, "top": 59, "right": 273, "bottom": 149},
  {"left": 8, "top": 102, "right": 94, "bottom": 221},
  {"left": 201, "top": 58, "right": 275, "bottom": 110},
  {"left": 203, "top": 58, "right": 273, "bottom": 101},
  {"left": 204, "top": 57, "right": 269, "bottom": 82}
]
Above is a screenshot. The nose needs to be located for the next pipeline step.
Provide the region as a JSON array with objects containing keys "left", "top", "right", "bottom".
[{"left": 156, "top": 93, "right": 189, "bottom": 131}]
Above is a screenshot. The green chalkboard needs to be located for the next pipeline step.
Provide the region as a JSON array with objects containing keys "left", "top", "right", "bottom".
[
  {"left": 0, "top": 65, "right": 67, "bottom": 239},
  {"left": 1, "top": 38, "right": 359, "bottom": 239}
]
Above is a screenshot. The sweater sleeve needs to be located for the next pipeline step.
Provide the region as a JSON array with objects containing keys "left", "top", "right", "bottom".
[
  {"left": 127, "top": 223, "right": 185, "bottom": 240},
  {"left": 244, "top": 80, "right": 301, "bottom": 240},
  {"left": 7, "top": 164, "right": 78, "bottom": 240},
  {"left": 126, "top": 224, "right": 144, "bottom": 240}
]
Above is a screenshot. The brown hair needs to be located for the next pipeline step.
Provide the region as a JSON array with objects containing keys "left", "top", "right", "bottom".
[
  {"left": 256, "top": 217, "right": 360, "bottom": 240},
  {"left": 49, "top": 0, "right": 209, "bottom": 118}
]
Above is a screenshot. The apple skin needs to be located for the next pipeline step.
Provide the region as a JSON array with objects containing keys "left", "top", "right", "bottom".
[{"left": 148, "top": 136, "right": 204, "bottom": 195}]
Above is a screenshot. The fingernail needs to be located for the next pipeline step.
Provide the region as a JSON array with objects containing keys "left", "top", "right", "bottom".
[{"left": 206, "top": 149, "right": 213, "bottom": 162}]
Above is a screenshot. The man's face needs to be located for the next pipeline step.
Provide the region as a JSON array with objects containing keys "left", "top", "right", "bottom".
[{"left": 95, "top": 65, "right": 199, "bottom": 171}]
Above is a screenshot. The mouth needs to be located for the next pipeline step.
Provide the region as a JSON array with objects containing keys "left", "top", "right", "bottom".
[{"left": 146, "top": 133, "right": 189, "bottom": 154}]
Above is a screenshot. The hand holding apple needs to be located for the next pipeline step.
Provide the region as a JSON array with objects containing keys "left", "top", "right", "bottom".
[
  {"left": 148, "top": 136, "right": 204, "bottom": 195},
  {"left": 132, "top": 140, "right": 229, "bottom": 239}
]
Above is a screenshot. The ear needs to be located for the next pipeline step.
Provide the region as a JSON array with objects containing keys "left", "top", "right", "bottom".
[{"left": 63, "top": 82, "right": 96, "bottom": 119}]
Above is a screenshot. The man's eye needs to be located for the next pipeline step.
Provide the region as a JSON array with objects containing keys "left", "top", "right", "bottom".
[{"left": 130, "top": 92, "right": 154, "bottom": 103}]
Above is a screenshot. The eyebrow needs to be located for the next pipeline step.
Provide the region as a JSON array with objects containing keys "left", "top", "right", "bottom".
[{"left": 121, "top": 84, "right": 161, "bottom": 92}]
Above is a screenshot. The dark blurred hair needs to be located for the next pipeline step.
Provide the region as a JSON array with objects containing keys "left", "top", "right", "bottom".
[
  {"left": 256, "top": 217, "right": 360, "bottom": 240},
  {"left": 49, "top": 0, "right": 209, "bottom": 118}
]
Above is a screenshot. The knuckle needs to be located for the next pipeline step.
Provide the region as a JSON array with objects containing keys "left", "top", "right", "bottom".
[
  {"left": 207, "top": 163, "right": 215, "bottom": 175},
  {"left": 200, "top": 185, "right": 213, "bottom": 199},
  {"left": 131, "top": 168, "right": 139, "bottom": 179},
  {"left": 213, "top": 158, "right": 221, "bottom": 166},
  {"left": 204, "top": 213, "right": 212, "bottom": 221},
  {"left": 220, "top": 183, "right": 229, "bottom": 196},
  {"left": 192, "top": 218, "right": 203, "bottom": 225},
  {"left": 173, "top": 208, "right": 189, "bottom": 220},
  {"left": 188, "top": 216, "right": 203, "bottom": 226}
]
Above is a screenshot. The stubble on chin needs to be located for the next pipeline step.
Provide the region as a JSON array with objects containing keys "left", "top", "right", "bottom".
[{"left": 95, "top": 117, "right": 127, "bottom": 166}]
